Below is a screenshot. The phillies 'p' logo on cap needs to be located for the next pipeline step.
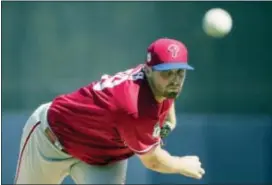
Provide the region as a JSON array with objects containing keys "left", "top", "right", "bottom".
[{"left": 167, "top": 44, "right": 180, "bottom": 58}]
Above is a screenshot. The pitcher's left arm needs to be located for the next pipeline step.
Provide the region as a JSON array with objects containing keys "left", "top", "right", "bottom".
[{"left": 160, "top": 103, "right": 176, "bottom": 138}]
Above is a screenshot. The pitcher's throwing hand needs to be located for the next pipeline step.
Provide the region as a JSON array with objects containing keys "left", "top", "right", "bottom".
[{"left": 179, "top": 156, "right": 205, "bottom": 179}]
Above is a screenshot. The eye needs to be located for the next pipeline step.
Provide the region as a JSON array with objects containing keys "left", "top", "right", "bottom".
[
  {"left": 160, "top": 71, "right": 173, "bottom": 78},
  {"left": 167, "top": 71, "right": 174, "bottom": 76},
  {"left": 177, "top": 69, "right": 185, "bottom": 77}
]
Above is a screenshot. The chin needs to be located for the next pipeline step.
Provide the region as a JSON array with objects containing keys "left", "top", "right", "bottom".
[{"left": 165, "top": 92, "right": 180, "bottom": 99}]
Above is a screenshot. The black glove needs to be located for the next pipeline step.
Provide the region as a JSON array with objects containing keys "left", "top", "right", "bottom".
[{"left": 160, "top": 121, "right": 173, "bottom": 139}]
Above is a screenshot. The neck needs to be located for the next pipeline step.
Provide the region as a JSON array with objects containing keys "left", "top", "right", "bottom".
[
  {"left": 145, "top": 74, "right": 165, "bottom": 103},
  {"left": 154, "top": 96, "right": 165, "bottom": 103}
]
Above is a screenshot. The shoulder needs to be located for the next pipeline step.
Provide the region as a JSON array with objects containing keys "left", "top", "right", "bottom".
[{"left": 90, "top": 65, "right": 146, "bottom": 113}]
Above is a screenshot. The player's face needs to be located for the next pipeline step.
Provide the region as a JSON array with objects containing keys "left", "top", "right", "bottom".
[{"left": 150, "top": 69, "right": 186, "bottom": 99}]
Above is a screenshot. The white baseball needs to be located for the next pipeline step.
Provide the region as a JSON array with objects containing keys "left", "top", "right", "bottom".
[{"left": 203, "top": 8, "right": 233, "bottom": 38}]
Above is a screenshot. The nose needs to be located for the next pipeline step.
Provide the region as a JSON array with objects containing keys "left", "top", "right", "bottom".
[
  {"left": 172, "top": 76, "right": 182, "bottom": 85},
  {"left": 172, "top": 80, "right": 180, "bottom": 85}
]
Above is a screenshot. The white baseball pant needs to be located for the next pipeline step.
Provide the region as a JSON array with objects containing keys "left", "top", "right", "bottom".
[{"left": 14, "top": 102, "right": 128, "bottom": 184}]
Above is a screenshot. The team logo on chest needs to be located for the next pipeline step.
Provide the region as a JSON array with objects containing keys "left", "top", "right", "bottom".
[{"left": 152, "top": 122, "right": 161, "bottom": 138}]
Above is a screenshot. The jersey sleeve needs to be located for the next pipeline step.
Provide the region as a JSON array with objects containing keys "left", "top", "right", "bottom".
[{"left": 117, "top": 116, "right": 161, "bottom": 155}]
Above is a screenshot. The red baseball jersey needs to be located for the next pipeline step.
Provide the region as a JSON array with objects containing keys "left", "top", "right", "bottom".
[{"left": 47, "top": 64, "right": 174, "bottom": 165}]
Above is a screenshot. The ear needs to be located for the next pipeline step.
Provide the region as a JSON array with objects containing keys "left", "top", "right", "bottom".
[{"left": 144, "top": 65, "right": 152, "bottom": 77}]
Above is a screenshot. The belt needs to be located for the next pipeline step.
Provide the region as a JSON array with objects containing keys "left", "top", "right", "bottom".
[{"left": 44, "top": 127, "right": 68, "bottom": 154}]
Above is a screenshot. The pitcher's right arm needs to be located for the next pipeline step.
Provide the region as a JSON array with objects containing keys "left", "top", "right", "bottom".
[{"left": 137, "top": 144, "right": 205, "bottom": 179}]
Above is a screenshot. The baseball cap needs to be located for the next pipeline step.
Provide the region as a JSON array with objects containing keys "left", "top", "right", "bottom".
[{"left": 145, "top": 38, "right": 194, "bottom": 71}]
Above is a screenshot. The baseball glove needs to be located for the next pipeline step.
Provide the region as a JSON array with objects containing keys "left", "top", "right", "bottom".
[{"left": 160, "top": 121, "right": 174, "bottom": 139}]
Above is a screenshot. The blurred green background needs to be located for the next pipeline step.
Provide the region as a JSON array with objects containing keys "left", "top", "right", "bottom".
[
  {"left": 2, "top": 1, "right": 272, "bottom": 184},
  {"left": 3, "top": 1, "right": 272, "bottom": 114}
]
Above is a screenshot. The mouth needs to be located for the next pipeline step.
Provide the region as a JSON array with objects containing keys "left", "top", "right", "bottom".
[{"left": 168, "top": 86, "right": 180, "bottom": 91}]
